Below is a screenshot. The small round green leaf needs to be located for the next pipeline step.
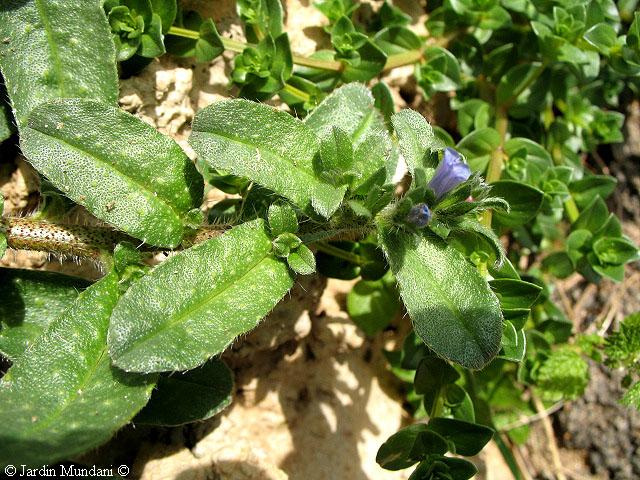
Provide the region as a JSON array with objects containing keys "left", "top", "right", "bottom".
[{"left": 287, "top": 244, "right": 316, "bottom": 275}]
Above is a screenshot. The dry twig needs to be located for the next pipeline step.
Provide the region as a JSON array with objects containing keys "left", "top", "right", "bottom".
[{"left": 532, "top": 394, "right": 567, "bottom": 480}]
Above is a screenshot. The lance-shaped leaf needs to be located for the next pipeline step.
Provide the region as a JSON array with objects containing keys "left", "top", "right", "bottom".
[
  {"left": 190, "top": 99, "right": 345, "bottom": 218},
  {"left": 0, "top": 271, "right": 155, "bottom": 468},
  {"left": 0, "top": 0, "right": 118, "bottom": 128},
  {"left": 21, "top": 99, "right": 204, "bottom": 248},
  {"left": 134, "top": 357, "right": 233, "bottom": 426},
  {"left": 391, "top": 109, "right": 441, "bottom": 172},
  {"left": 0, "top": 268, "right": 90, "bottom": 360},
  {"left": 304, "top": 83, "right": 386, "bottom": 146},
  {"left": 108, "top": 219, "right": 294, "bottom": 373},
  {"left": 381, "top": 230, "right": 503, "bottom": 369}
]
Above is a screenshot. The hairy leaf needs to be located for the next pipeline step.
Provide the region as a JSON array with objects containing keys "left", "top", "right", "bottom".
[
  {"left": 351, "top": 131, "right": 391, "bottom": 193},
  {"left": 381, "top": 230, "right": 503, "bottom": 369},
  {"left": 414, "top": 356, "right": 460, "bottom": 412},
  {"left": 593, "top": 237, "right": 639, "bottom": 265},
  {"left": 304, "top": 83, "right": 386, "bottom": 145},
  {"left": 0, "top": 272, "right": 155, "bottom": 468},
  {"left": 108, "top": 219, "right": 294, "bottom": 373},
  {"left": 237, "top": 0, "right": 283, "bottom": 43},
  {"left": 0, "top": 0, "right": 118, "bottom": 128},
  {"left": 267, "top": 202, "right": 298, "bottom": 236},
  {"left": 371, "top": 81, "right": 395, "bottom": 129},
  {"left": 574, "top": 196, "right": 609, "bottom": 232},
  {"left": 499, "top": 321, "right": 527, "bottom": 362},
  {"left": 287, "top": 244, "right": 316, "bottom": 275},
  {"left": 391, "top": 109, "right": 441, "bottom": 171},
  {"left": 373, "top": 26, "right": 421, "bottom": 55},
  {"left": 21, "top": 99, "right": 203, "bottom": 248},
  {"left": 190, "top": 99, "right": 345, "bottom": 218},
  {"left": 0, "top": 268, "right": 90, "bottom": 360}
]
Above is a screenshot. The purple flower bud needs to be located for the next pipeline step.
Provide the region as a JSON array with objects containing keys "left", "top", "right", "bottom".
[
  {"left": 406, "top": 203, "right": 431, "bottom": 228},
  {"left": 428, "top": 147, "right": 471, "bottom": 200}
]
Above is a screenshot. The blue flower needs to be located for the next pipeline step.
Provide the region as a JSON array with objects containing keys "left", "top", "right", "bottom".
[
  {"left": 406, "top": 203, "right": 431, "bottom": 228},
  {"left": 428, "top": 147, "right": 471, "bottom": 200}
]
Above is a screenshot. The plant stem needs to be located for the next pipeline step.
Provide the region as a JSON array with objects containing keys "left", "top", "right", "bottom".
[
  {"left": 291, "top": 54, "right": 343, "bottom": 71},
  {"left": 551, "top": 145, "right": 581, "bottom": 223},
  {"left": 2, "top": 217, "right": 227, "bottom": 260},
  {"left": 300, "top": 226, "right": 373, "bottom": 244},
  {"left": 2, "top": 217, "right": 126, "bottom": 260},
  {"left": 429, "top": 387, "right": 445, "bottom": 418},
  {"left": 221, "top": 37, "right": 247, "bottom": 54},
  {"left": 3, "top": 215, "right": 380, "bottom": 266},
  {"left": 167, "top": 26, "right": 199, "bottom": 40},
  {"left": 464, "top": 370, "right": 526, "bottom": 480},
  {"left": 314, "top": 241, "right": 368, "bottom": 265},
  {"left": 168, "top": 26, "right": 343, "bottom": 70},
  {"left": 383, "top": 49, "right": 423, "bottom": 71},
  {"left": 482, "top": 107, "right": 509, "bottom": 227},
  {"left": 167, "top": 25, "right": 427, "bottom": 74},
  {"left": 482, "top": 61, "right": 548, "bottom": 226},
  {"left": 494, "top": 434, "right": 526, "bottom": 480},
  {"left": 282, "top": 82, "right": 311, "bottom": 102}
]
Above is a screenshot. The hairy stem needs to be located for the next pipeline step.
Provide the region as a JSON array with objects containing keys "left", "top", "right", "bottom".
[
  {"left": 2, "top": 217, "right": 126, "bottom": 259},
  {"left": 314, "top": 241, "right": 368, "bottom": 265},
  {"left": 3, "top": 216, "right": 376, "bottom": 264},
  {"left": 2, "top": 217, "right": 227, "bottom": 260},
  {"left": 300, "top": 225, "right": 374, "bottom": 244}
]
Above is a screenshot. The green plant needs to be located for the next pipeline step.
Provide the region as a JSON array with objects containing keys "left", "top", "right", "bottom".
[{"left": 0, "top": 0, "right": 639, "bottom": 477}]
